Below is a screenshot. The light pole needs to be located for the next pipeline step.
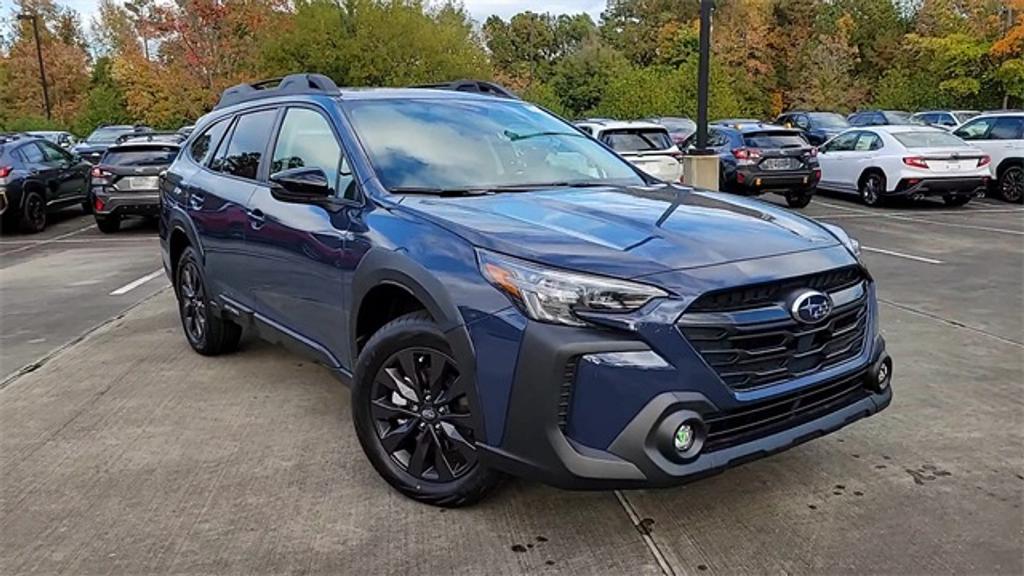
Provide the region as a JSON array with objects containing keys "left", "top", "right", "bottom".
[
  {"left": 17, "top": 13, "right": 52, "bottom": 121},
  {"left": 681, "top": 0, "right": 720, "bottom": 190}
]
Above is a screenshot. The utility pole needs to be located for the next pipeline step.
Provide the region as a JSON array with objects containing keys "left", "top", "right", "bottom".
[{"left": 17, "top": 13, "right": 52, "bottom": 121}]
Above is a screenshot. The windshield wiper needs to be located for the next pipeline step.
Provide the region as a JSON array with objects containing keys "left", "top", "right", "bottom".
[
  {"left": 488, "top": 181, "right": 612, "bottom": 190},
  {"left": 389, "top": 186, "right": 493, "bottom": 197},
  {"left": 502, "top": 130, "right": 589, "bottom": 142}
]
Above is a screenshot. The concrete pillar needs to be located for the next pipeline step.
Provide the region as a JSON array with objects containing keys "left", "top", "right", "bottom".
[{"left": 681, "top": 154, "right": 720, "bottom": 191}]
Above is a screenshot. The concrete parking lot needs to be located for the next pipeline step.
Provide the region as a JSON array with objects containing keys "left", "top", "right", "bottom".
[{"left": 1, "top": 196, "right": 1022, "bottom": 575}]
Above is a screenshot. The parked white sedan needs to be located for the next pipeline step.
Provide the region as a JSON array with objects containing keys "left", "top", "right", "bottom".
[
  {"left": 817, "top": 126, "right": 991, "bottom": 207},
  {"left": 575, "top": 120, "right": 683, "bottom": 182}
]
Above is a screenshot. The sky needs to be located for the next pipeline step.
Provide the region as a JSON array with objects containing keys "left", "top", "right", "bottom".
[{"left": 0, "top": 0, "right": 607, "bottom": 31}]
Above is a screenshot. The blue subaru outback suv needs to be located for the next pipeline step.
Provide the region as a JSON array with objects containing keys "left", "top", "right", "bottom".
[{"left": 159, "top": 74, "right": 892, "bottom": 506}]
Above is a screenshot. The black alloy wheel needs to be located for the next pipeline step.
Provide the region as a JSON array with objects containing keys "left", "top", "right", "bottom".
[
  {"left": 999, "top": 166, "right": 1023, "bottom": 203},
  {"left": 860, "top": 173, "right": 884, "bottom": 207},
  {"left": 20, "top": 191, "right": 46, "bottom": 233},
  {"left": 178, "top": 259, "right": 208, "bottom": 347},
  {"left": 370, "top": 347, "right": 477, "bottom": 482}
]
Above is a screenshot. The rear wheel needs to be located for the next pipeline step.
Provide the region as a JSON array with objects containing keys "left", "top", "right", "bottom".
[
  {"left": 859, "top": 173, "right": 885, "bottom": 207},
  {"left": 18, "top": 190, "right": 47, "bottom": 234},
  {"left": 353, "top": 311, "right": 500, "bottom": 507},
  {"left": 175, "top": 246, "right": 241, "bottom": 356},
  {"left": 998, "top": 166, "right": 1023, "bottom": 203},
  {"left": 785, "top": 189, "right": 813, "bottom": 208},
  {"left": 95, "top": 215, "right": 120, "bottom": 233},
  {"left": 942, "top": 195, "right": 971, "bottom": 207}
]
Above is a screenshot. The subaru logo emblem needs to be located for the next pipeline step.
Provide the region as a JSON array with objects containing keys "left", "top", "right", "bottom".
[{"left": 790, "top": 290, "right": 833, "bottom": 324}]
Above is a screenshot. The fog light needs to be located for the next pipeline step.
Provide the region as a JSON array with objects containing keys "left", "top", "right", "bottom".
[
  {"left": 877, "top": 358, "right": 891, "bottom": 390},
  {"left": 674, "top": 423, "right": 695, "bottom": 452}
]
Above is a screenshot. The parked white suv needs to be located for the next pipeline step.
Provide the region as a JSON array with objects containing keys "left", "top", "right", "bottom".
[
  {"left": 817, "top": 125, "right": 991, "bottom": 207},
  {"left": 952, "top": 112, "right": 1024, "bottom": 203},
  {"left": 575, "top": 120, "right": 683, "bottom": 182}
]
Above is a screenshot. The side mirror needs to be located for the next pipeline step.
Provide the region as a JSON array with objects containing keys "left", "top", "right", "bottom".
[{"left": 270, "top": 167, "right": 332, "bottom": 203}]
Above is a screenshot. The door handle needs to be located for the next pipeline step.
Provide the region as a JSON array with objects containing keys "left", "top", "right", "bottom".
[
  {"left": 247, "top": 208, "right": 266, "bottom": 230},
  {"left": 187, "top": 192, "right": 205, "bottom": 210}
]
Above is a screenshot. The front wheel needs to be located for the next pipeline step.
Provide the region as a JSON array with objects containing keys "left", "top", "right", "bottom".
[
  {"left": 859, "top": 173, "right": 885, "bottom": 207},
  {"left": 175, "top": 246, "right": 241, "bottom": 356},
  {"left": 352, "top": 311, "right": 500, "bottom": 507},
  {"left": 998, "top": 166, "right": 1023, "bottom": 203},
  {"left": 785, "top": 189, "right": 813, "bottom": 208},
  {"left": 942, "top": 195, "right": 971, "bottom": 207}
]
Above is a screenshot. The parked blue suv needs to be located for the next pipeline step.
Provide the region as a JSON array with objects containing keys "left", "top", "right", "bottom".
[{"left": 159, "top": 74, "right": 893, "bottom": 506}]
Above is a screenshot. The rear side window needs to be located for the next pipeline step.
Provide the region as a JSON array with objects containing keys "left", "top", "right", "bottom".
[
  {"left": 892, "top": 131, "right": 966, "bottom": 148},
  {"left": 211, "top": 109, "right": 277, "bottom": 180},
  {"left": 20, "top": 144, "right": 44, "bottom": 163},
  {"left": 854, "top": 133, "right": 882, "bottom": 151},
  {"left": 743, "top": 132, "right": 807, "bottom": 148},
  {"left": 989, "top": 117, "right": 1024, "bottom": 140},
  {"left": 190, "top": 119, "right": 229, "bottom": 165},
  {"left": 601, "top": 129, "right": 673, "bottom": 151},
  {"left": 104, "top": 146, "right": 179, "bottom": 166}
]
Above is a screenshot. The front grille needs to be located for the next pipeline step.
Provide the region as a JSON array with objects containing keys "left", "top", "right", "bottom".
[
  {"left": 688, "top": 267, "right": 864, "bottom": 313},
  {"left": 703, "top": 371, "right": 869, "bottom": 453},
  {"left": 557, "top": 358, "right": 579, "bottom": 432},
  {"left": 680, "top": 271, "right": 870, "bottom": 391}
]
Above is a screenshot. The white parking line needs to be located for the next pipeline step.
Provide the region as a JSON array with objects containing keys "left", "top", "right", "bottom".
[
  {"left": 861, "top": 246, "right": 943, "bottom": 265},
  {"left": 110, "top": 270, "right": 164, "bottom": 296},
  {"left": 1, "top": 223, "right": 95, "bottom": 256}
]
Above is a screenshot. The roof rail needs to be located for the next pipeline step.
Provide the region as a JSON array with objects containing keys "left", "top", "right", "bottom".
[
  {"left": 214, "top": 73, "right": 340, "bottom": 110},
  {"left": 412, "top": 79, "right": 519, "bottom": 100}
]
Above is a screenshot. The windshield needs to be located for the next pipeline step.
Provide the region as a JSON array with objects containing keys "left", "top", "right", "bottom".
[
  {"left": 103, "top": 146, "right": 179, "bottom": 166},
  {"left": 808, "top": 113, "right": 849, "bottom": 129},
  {"left": 892, "top": 131, "right": 967, "bottom": 148},
  {"left": 345, "top": 99, "right": 645, "bottom": 191},
  {"left": 87, "top": 127, "right": 133, "bottom": 144},
  {"left": 601, "top": 129, "right": 674, "bottom": 152},
  {"left": 743, "top": 131, "right": 808, "bottom": 148}
]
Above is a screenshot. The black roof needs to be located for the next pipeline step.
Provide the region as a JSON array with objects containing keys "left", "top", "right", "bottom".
[
  {"left": 412, "top": 80, "right": 518, "bottom": 99},
  {"left": 215, "top": 73, "right": 341, "bottom": 110}
]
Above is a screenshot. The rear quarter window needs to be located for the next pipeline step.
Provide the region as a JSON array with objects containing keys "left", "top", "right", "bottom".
[{"left": 601, "top": 129, "right": 673, "bottom": 152}]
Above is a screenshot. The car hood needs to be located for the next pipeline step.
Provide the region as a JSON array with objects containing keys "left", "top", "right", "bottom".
[{"left": 395, "top": 185, "right": 839, "bottom": 279}]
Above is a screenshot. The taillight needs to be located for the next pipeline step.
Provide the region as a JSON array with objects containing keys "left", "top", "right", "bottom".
[
  {"left": 978, "top": 155, "right": 991, "bottom": 168},
  {"left": 732, "top": 148, "right": 762, "bottom": 161},
  {"left": 0, "top": 166, "right": 12, "bottom": 178},
  {"left": 902, "top": 157, "right": 929, "bottom": 169}
]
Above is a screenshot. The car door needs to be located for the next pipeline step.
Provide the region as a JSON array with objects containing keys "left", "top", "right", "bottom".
[
  {"left": 849, "top": 131, "right": 884, "bottom": 187},
  {"left": 18, "top": 142, "right": 61, "bottom": 203},
  {"left": 244, "top": 105, "right": 357, "bottom": 367},
  {"left": 189, "top": 110, "right": 275, "bottom": 306},
  {"left": 37, "top": 140, "right": 87, "bottom": 203},
  {"left": 817, "top": 131, "right": 859, "bottom": 192}
]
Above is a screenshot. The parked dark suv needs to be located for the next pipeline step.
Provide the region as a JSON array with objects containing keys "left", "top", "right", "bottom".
[
  {"left": 91, "top": 133, "right": 184, "bottom": 233},
  {"left": 0, "top": 134, "right": 90, "bottom": 233},
  {"left": 160, "top": 74, "right": 893, "bottom": 506},
  {"left": 687, "top": 123, "right": 821, "bottom": 208}
]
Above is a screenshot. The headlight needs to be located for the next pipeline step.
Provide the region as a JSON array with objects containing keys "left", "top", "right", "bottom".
[
  {"left": 823, "top": 223, "right": 861, "bottom": 258},
  {"left": 477, "top": 249, "right": 667, "bottom": 326}
]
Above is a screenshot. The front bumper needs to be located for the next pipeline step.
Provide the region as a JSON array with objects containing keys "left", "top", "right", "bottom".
[
  {"left": 94, "top": 189, "right": 160, "bottom": 216},
  {"left": 476, "top": 315, "right": 891, "bottom": 490},
  {"left": 892, "top": 176, "right": 989, "bottom": 198}
]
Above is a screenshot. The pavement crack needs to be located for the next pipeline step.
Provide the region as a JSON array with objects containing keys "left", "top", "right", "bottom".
[
  {"left": 614, "top": 490, "right": 678, "bottom": 576},
  {"left": 878, "top": 298, "right": 1023, "bottom": 348}
]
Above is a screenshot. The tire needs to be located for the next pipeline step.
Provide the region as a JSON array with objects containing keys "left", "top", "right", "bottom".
[
  {"left": 18, "top": 190, "right": 47, "bottom": 234},
  {"left": 998, "top": 165, "right": 1023, "bottom": 203},
  {"left": 942, "top": 195, "right": 971, "bottom": 207},
  {"left": 859, "top": 172, "right": 885, "bottom": 207},
  {"left": 785, "top": 189, "right": 813, "bottom": 208},
  {"left": 352, "top": 311, "right": 501, "bottom": 507},
  {"left": 175, "top": 246, "right": 242, "bottom": 356},
  {"left": 95, "top": 215, "right": 120, "bottom": 233}
]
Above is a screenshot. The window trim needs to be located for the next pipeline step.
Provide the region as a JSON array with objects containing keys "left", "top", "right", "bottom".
[{"left": 265, "top": 103, "right": 364, "bottom": 207}]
